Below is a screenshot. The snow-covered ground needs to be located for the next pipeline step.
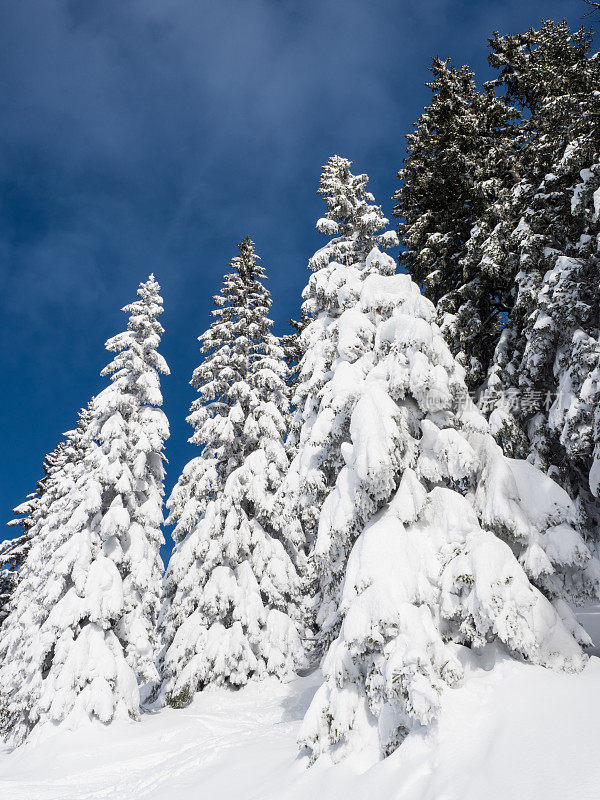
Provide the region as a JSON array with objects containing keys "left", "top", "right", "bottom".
[{"left": 1, "top": 616, "right": 600, "bottom": 800}]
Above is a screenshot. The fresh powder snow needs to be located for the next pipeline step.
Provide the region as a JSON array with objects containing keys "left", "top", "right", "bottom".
[{"left": 0, "top": 644, "right": 600, "bottom": 800}]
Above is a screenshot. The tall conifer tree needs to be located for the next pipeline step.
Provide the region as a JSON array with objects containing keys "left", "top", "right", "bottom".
[
  {"left": 159, "top": 238, "right": 304, "bottom": 707},
  {"left": 0, "top": 276, "right": 169, "bottom": 744},
  {"left": 393, "top": 57, "right": 517, "bottom": 389},
  {"left": 395, "top": 23, "right": 600, "bottom": 539},
  {"left": 479, "top": 23, "right": 600, "bottom": 535}
]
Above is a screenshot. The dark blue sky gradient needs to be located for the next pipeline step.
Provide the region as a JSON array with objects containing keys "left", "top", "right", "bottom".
[{"left": 0, "top": 0, "right": 594, "bottom": 559}]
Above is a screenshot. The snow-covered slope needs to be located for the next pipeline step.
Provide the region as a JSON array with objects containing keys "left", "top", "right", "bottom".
[{"left": 1, "top": 647, "right": 600, "bottom": 800}]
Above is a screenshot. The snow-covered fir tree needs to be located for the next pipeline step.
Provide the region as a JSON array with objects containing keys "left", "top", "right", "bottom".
[
  {"left": 0, "top": 537, "right": 24, "bottom": 626},
  {"left": 281, "top": 309, "right": 310, "bottom": 395},
  {"left": 459, "top": 23, "right": 590, "bottom": 341},
  {"left": 394, "top": 23, "right": 600, "bottom": 541},
  {"left": 275, "top": 157, "right": 399, "bottom": 646},
  {"left": 0, "top": 440, "right": 79, "bottom": 625},
  {"left": 478, "top": 24, "right": 600, "bottom": 536},
  {"left": 0, "top": 438, "right": 75, "bottom": 626},
  {"left": 0, "top": 409, "right": 108, "bottom": 744},
  {"left": 1, "top": 500, "right": 40, "bottom": 626},
  {"left": 158, "top": 238, "right": 305, "bottom": 708},
  {"left": 0, "top": 276, "right": 169, "bottom": 745},
  {"left": 393, "top": 58, "right": 517, "bottom": 388},
  {"left": 298, "top": 264, "right": 600, "bottom": 762},
  {"left": 92, "top": 274, "right": 170, "bottom": 690}
]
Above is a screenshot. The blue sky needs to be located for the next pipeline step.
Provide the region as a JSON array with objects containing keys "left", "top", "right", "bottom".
[{"left": 0, "top": 0, "right": 593, "bottom": 558}]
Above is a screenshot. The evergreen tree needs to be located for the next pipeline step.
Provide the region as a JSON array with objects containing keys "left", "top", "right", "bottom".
[
  {"left": 1, "top": 500, "right": 39, "bottom": 625},
  {"left": 92, "top": 274, "right": 170, "bottom": 690},
  {"left": 0, "top": 441, "right": 76, "bottom": 624},
  {"left": 281, "top": 310, "right": 310, "bottom": 397},
  {"left": 0, "top": 276, "right": 169, "bottom": 745},
  {"left": 396, "top": 23, "right": 600, "bottom": 539},
  {"left": 487, "top": 21, "right": 595, "bottom": 123},
  {"left": 480, "top": 24, "right": 600, "bottom": 535},
  {"left": 299, "top": 262, "right": 600, "bottom": 763},
  {"left": 393, "top": 57, "right": 517, "bottom": 389},
  {"left": 274, "top": 156, "right": 399, "bottom": 648},
  {"left": 159, "top": 238, "right": 304, "bottom": 707},
  {"left": 0, "top": 409, "right": 113, "bottom": 744}
]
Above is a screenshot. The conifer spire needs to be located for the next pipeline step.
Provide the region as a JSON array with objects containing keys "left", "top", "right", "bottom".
[{"left": 159, "top": 239, "right": 304, "bottom": 708}]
